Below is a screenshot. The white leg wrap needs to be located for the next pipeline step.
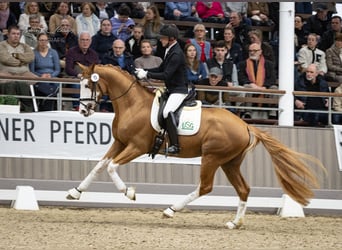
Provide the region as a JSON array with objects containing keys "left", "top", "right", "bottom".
[
  {"left": 66, "top": 159, "right": 109, "bottom": 200},
  {"left": 225, "top": 200, "right": 247, "bottom": 229},
  {"left": 163, "top": 185, "right": 200, "bottom": 218},
  {"left": 78, "top": 159, "right": 110, "bottom": 191},
  {"left": 107, "top": 162, "right": 126, "bottom": 192}
]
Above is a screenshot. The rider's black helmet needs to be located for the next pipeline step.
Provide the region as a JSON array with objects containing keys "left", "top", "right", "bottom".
[{"left": 159, "top": 24, "right": 179, "bottom": 40}]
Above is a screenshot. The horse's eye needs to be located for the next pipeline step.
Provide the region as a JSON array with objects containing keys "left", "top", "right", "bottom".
[{"left": 85, "top": 84, "right": 89, "bottom": 88}]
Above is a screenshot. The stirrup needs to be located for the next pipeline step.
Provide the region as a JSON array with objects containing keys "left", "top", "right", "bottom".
[{"left": 166, "top": 145, "right": 180, "bottom": 154}]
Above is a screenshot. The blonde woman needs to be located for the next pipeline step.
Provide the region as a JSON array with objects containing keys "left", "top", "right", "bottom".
[
  {"left": 18, "top": 2, "right": 48, "bottom": 32},
  {"left": 141, "top": 5, "right": 164, "bottom": 48}
]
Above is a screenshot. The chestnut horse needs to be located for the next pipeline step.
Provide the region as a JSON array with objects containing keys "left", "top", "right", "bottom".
[{"left": 67, "top": 64, "right": 324, "bottom": 229}]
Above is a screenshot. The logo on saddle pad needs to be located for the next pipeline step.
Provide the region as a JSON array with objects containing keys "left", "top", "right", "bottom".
[{"left": 151, "top": 89, "right": 202, "bottom": 135}]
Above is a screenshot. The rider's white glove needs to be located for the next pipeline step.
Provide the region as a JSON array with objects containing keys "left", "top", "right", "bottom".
[{"left": 135, "top": 68, "right": 148, "bottom": 79}]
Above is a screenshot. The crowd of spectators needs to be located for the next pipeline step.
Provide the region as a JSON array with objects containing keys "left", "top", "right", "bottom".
[{"left": 0, "top": 2, "right": 340, "bottom": 126}]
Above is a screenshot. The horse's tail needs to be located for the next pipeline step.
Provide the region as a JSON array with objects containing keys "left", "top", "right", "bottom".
[{"left": 247, "top": 125, "right": 326, "bottom": 206}]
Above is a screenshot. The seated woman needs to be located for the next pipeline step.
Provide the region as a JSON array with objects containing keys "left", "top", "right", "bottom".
[
  {"left": 223, "top": 27, "right": 243, "bottom": 68},
  {"left": 196, "top": 1, "right": 228, "bottom": 23},
  {"left": 91, "top": 18, "right": 117, "bottom": 63},
  {"left": 18, "top": 2, "right": 48, "bottom": 32},
  {"left": 49, "top": 2, "right": 77, "bottom": 35},
  {"left": 75, "top": 2, "right": 100, "bottom": 37},
  {"left": 134, "top": 39, "right": 162, "bottom": 70},
  {"left": 29, "top": 33, "right": 60, "bottom": 111},
  {"left": 141, "top": 5, "right": 164, "bottom": 49},
  {"left": 0, "top": 1, "right": 17, "bottom": 41},
  {"left": 183, "top": 43, "right": 207, "bottom": 85}
]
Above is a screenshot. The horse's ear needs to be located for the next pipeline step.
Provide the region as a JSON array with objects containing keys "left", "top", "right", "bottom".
[{"left": 77, "top": 63, "right": 87, "bottom": 72}]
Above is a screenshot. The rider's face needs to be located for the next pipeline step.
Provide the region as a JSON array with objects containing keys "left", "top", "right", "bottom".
[{"left": 159, "top": 36, "right": 169, "bottom": 47}]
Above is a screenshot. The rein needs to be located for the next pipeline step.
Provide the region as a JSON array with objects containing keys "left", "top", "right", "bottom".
[
  {"left": 80, "top": 74, "right": 137, "bottom": 110},
  {"left": 110, "top": 78, "right": 137, "bottom": 102}
]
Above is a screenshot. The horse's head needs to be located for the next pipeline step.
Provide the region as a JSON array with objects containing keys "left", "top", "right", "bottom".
[{"left": 78, "top": 63, "right": 104, "bottom": 117}]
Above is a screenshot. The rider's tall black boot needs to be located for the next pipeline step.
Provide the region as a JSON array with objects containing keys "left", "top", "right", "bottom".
[{"left": 165, "top": 112, "right": 180, "bottom": 154}]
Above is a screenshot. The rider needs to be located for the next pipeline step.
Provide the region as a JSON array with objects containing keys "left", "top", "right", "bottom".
[{"left": 135, "top": 25, "right": 188, "bottom": 154}]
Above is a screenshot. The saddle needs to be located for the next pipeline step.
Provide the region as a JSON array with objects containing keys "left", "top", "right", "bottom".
[
  {"left": 149, "top": 87, "right": 200, "bottom": 158},
  {"left": 157, "top": 87, "right": 197, "bottom": 130}
]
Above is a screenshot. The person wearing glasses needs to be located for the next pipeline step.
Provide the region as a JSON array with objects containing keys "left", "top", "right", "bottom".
[
  {"left": 29, "top": 33, "right": 60, "bottom": 111},
  {"left": 19, "top": 14, "right": 44, "bottom": 50},
  {"left": 187, "top": 24, "right": 212, "bottom": 63},
  {"left": 238, "top": 42, "right": 277, "bottom": 119},
  {"left": 50, "top": 18, "right": 78, "bottom": 72},
  {"left": 18, "top": 2, "right": 48, "bottom": 32},
  {"left": 65, "top": 31, "right": 99, "bottom": 110},
  {"left": 101, "top": 39, "right": 135, "bottom": 112}
]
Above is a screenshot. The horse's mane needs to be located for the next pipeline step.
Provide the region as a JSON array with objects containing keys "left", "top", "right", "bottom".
[
  {"left": 94, "top": 64, "right": 157, "bottom": 96},
  {"left": 96, "top": 64, "right": 135, "bottom": 81}
]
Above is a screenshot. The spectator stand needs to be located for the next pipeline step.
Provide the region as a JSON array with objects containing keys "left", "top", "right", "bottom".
[{"left": 132, "top": 18, "right": 274, "bottom": 41}]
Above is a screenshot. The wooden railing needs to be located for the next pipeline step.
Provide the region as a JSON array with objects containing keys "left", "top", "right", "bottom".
[{"left": 1, "top": 75, "right": 342, "bottom": 126}]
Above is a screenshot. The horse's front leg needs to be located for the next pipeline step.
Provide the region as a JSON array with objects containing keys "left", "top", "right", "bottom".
[
  {"left": 107, "top": 162, "right": 136, "bottom": 200},
  {"left": 66, "top": 158, "right": 111, "bottom": 199}
]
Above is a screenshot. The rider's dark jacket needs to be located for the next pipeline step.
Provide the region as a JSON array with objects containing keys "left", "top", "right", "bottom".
[{"left": 147, "top": 42, "right": 188, "bottom": 94}]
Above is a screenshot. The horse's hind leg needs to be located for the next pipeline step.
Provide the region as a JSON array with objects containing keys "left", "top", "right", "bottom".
[
  {"left": 163, "top": 185, "right": 200, "bottom": 218},
  {"left": 221, "top": 160, "right": 250, "bottom": 229},
  {"left": 163, "top": 158, "right": 219, "bottom": 218}
]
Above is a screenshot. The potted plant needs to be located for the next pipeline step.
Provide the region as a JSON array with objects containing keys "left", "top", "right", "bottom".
[{"left": 0, "top": 95, "right": 20, "bottom": 113}]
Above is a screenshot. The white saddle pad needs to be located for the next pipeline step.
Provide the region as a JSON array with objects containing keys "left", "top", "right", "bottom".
[{"left": 150, "top": 90, "right": 202, "bottom": 136}]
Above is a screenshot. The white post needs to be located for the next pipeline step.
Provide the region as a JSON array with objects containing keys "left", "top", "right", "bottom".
[{"left": 278, "top": 2, "right": 295, "bottom": 126}]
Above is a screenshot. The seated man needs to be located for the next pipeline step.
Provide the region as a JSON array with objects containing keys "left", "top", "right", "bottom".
[
  {"left": 0, "top": 25, "right": 36, "bottom": 112},
  {"left": 238, "top": 42, "right": 277, "bottom": 119},
  {"left": 295, "top": 63, "right": 330, "bottom": 126},
  {"left": 102, "top": 39, "right": 135, "bottom": 74},
  {"left": 65, "top": 31, "right": 99, "bottom": 110},
  {"left": 19, "top": 14, "right": 43, "bottom": 49},
  {"left": 50, "top": 18, "right": 78, "bottom": 72},
  {"left": 197, "top": 67, "right": 229, "bottom": 106},
  {"left": 102, "top": 39, "right": 134, "bottom": 112}
]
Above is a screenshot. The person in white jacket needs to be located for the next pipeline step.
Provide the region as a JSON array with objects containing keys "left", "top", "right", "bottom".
[
  {"left": 18, "top": 2, "right": 48, "bottom": 32},
  {"left": 297, "top": 33, "right": 327, "bottom": 75}
]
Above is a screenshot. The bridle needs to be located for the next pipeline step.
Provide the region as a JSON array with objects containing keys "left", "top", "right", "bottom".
[
  {"left": 79, "top": 73, "right": 103, "bottom": 110},
  {"left": 79, "top": 73, "right": 137, "bottom": 111}
]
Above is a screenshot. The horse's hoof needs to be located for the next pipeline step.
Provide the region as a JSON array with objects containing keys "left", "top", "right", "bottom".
[
  {"left": 125, "top": 187, "right": 136, "bottom": 201},
  {"left": 225, "top": 221, "right": 242, "bottom": 230},
  {"left": 66, "top": 188, "right": 81, "bottom": 200},
  {"left": 162, "top": 207, "right": 175, "bottom": 218}
]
